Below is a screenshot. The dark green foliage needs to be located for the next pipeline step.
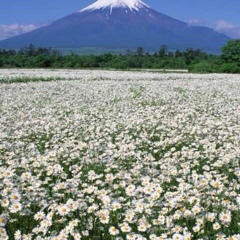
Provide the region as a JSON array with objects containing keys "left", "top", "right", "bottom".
[
  {"left": 0, "top": 45, "right": 188, "bottom": 70},
  {"left": 0, "top": 42, "right": 239, "bottom": 73},
  {"left": 221, "top": 39, "right": 240, "bottom": 64},
  {"left": 218, "top": 40, "right": 240, "bottom": 73},
  {"left": 136, "top": 47, "right": 144, "bottom": 56},
  {"left": 184, "top": 48, "right": 204, "bottom": 65},
  {"left": 158, "top": 45, "right": 168, "bottom": 58},
  {"left": 219, "top": 63, "right": 240, "bottom": 73},
  {"left": 189, "top": 61, "right": 214, "bottom": 73},
  {"left": 188, "top": 40, "right": 240, "bottom": 73},
  {"left": 0, "top": 77, "right": 58, "bottom": 83}
]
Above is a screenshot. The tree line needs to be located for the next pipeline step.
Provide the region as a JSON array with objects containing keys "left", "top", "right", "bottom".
[{"left": 0, "top": 40, "right": 240, "bottom": 73}]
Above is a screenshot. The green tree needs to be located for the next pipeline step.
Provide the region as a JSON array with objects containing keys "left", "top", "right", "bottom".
[
  {"left": 175, "top": 49, "right": 182, "bottom": 57},
  {"left": 219, "top": 63, "right": 240, "bottom": 73},
  {"left": 0, "top": 58, "right": 3, "bottom": 67},
  {"left": 158, "top": 45, "right": 168, "bottom": 58},
  {"left": 184, "top": 48, "right": 203, "bottom": 65},
  {"left": 189, "top": 61, "right": 212, "bottom": 73},
  {"left": 222, "top": 39, "right": 240, "bottom": 64},
  {"left": 136, "top": 47, "right": 144, "bottom": 57},
  {"left": 126, "top": 49, "right": 134, "bottom": 56}
]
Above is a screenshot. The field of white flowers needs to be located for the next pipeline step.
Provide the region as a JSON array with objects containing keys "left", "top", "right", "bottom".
[{"left": 0, "top": 69, "right": 240, "bottom": 240}]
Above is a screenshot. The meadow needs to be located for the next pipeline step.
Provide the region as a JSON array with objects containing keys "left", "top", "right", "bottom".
[{"left": 0, "top": 69, "right": 239, "bottom": 240}]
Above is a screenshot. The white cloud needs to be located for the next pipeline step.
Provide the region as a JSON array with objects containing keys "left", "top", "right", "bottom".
[
  {"left": 214, "top": 20, "right": 240, "bottom": 39},
  {"left": 0, "top": 23, "right": 48, "bottom": 40},
  {"left": 187, "top": 18, "right": 204, "bottom": 26},
  {"left": 214, "top": 20, "right": 235, "bottom": 31},
  {"left": 187, "top": 18, "right": 240, "bottom": 39}
]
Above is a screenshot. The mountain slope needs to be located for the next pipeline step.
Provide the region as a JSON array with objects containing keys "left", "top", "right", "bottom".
[{"left": 0, "top": 0, "right": 230, "bottom": 52}]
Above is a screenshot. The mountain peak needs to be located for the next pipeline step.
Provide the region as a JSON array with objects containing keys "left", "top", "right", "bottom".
[
  {"left": 0, "top": 0, "right": 230, "bottom": 53},
  {"left": 80, "top": 0, "right": 150, "bottom": 12}
]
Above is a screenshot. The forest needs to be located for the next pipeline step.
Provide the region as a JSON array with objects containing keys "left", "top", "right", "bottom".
[{"left": 0, "top": 40, "right": 239, "bottom": 73}]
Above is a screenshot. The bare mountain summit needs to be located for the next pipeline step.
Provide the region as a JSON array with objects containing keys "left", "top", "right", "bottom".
[{"left": 0, "top": 0, "right": 230, "bottom": 52}]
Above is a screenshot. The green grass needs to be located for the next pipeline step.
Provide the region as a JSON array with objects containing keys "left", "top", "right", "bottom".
[{"left": 0, "top": 77, "right": 61, "bottom": 83}]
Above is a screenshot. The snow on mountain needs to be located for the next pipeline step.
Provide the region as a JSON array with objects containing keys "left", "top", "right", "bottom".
[{"left": 80, "top": 0, "right": 149, "bottom": 12}]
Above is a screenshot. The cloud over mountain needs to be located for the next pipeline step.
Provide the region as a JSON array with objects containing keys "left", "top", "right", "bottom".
[
  {"left": 187, "top": 18, "right": 240, "bottom": 39},
  {"left": 0, "top": 23, "right": 48, "bottom": 40},
  {"left": 214, "top": 20, "right": 240, "bottom": 39}
]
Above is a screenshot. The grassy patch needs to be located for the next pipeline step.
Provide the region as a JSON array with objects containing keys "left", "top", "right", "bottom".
[{"left": 0, "top": 77, "right": 61, "bottom": 83}]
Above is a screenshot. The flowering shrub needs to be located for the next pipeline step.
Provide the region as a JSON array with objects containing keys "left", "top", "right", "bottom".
[{"left": 0, "top": 70, "right": 240, "bottom": 240}]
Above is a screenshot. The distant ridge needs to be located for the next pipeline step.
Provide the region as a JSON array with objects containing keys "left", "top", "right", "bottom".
[{"left": 0, "top": 0, "right": 230, "bottom": 53}]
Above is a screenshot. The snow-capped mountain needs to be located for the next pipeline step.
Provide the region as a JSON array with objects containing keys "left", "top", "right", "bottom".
[
  {"left": 80, "top": 0, "right": 149, "bottom": 12},
  {"left": 0, "top": 0, "right": 230, "bottom": 52}
]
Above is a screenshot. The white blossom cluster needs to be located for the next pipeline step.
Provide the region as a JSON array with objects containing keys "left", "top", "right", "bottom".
[
  {"left": 0, "top": 68, "right": 233, "bottom": 82},
  {"left": 0, "top": 69, "right": 240, "bottom": 240}
]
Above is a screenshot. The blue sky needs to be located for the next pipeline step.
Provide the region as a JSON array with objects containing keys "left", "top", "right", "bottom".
[{"left": 0, "top": 0, "right": 240, "bottom": 39}]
